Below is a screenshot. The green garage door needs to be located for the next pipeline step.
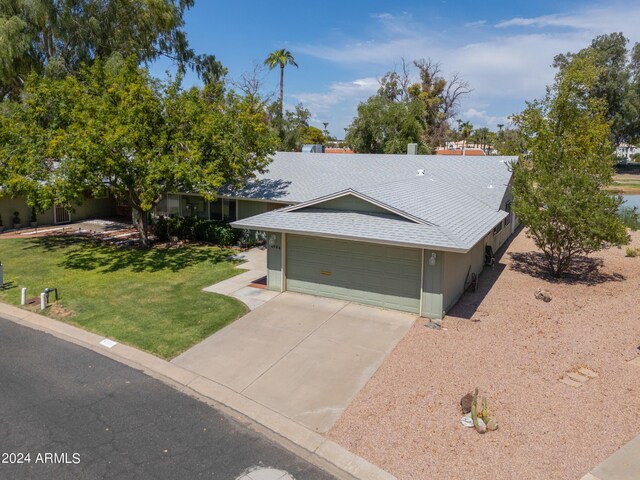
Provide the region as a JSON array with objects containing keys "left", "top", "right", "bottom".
[{"left": 286, "top": 235, "right": 421, "bottom": 313}]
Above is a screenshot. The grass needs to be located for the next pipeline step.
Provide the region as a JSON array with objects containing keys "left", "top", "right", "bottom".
[{"left": 0, "top": 236, "right": 248, "bottom": 359}]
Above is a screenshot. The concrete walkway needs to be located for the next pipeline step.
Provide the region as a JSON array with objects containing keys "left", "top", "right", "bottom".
[
  {"left": 173, "top": 292, "right": 416, "bottom": 433},
  {"left": 581, "top": 434, "right": 640, "bottom": 480},
  {"left": 204, "top": 247, "right": 280, "bottom": 310},
  {"left": 0, "top": 301, "right": 394, "bottom": 480}
]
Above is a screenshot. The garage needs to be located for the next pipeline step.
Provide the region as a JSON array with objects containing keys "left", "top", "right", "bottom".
[{"left": 285, "top": 235, "right": 422, "bottom": 313}]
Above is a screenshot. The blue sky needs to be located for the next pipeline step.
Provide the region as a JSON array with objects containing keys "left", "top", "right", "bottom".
[{"left": 151, "top": 1, "right": 640, "bottom": 138}]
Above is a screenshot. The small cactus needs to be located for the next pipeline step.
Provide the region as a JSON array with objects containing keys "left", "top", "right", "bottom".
[{"left": 481, "top": 397, "right": 489, "bottom": 424}]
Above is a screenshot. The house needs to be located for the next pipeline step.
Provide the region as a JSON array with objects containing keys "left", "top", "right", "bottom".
[
  {"left": 436, "top": 147, "right": 486, "bottom": 156},
  {"left": 616, "top": 143, "right": 640, "bottom": 163},
  {"left": 0, "top": 190, "right": 118, "bottom": 228},
  {"left": 229, "top": 152, "right": 518, "bottom": 319}
]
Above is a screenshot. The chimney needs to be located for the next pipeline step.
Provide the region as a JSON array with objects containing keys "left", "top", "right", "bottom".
[{"left": 407, "top": 143, "right": 418, "bottom": 155}]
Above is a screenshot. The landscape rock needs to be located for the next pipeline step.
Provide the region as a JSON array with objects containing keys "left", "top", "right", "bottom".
[
  {"left": 476, "top": 417, "right": 487, "bottom": 434},
  {"left": 534, "top": 288, "right": 552, "bottom": 302},
  {"left": 486, "top": 418, "right": 499, "bottom": 431},
  {"left": 460, "top": 393, "right": 473, "bottom": 413}
]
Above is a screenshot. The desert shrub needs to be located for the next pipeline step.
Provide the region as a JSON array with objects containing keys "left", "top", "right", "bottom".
[{"left": 626, "top": 247, "right": 639, "bottom": 257}]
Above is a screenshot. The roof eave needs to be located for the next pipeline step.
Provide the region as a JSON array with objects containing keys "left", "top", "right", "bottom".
[{"left": 229, "top": 221, "right": 468, "bottom": 253}]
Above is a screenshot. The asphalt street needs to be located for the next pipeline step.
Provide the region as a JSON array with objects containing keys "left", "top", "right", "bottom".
[{"left": 0, "top": 316, "right": 335, "bottom": 480}]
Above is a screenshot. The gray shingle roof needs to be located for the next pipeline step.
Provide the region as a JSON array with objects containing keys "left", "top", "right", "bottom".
[
  {"left": 230, "top": 152, "right": 515, "bottom": 251},
  {"left": 228, "top": 152, "right": 514, "bottom": 210}
]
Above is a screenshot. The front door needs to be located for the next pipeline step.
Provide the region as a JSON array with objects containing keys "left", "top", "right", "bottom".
[{"left": 54, "top": 204, "right": 71, "bottom": 224}]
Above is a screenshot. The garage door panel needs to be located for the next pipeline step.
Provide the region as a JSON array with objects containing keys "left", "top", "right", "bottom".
[{"left": 286, "top": 235, "right": 421, "bottom": 313}]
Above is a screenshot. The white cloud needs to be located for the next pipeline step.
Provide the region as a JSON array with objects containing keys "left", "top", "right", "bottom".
[
  {"left": 291, "top": 77, "right": 379, "bottom": 136},
  {"left": 464, "top": 20, "right": 487, "bottom": 27},
  {"left": 291, "top": 2, "right": 640, "bottom": 135},
  {"left": 461, "top": 107, "right": 511, "bottom": 129}
]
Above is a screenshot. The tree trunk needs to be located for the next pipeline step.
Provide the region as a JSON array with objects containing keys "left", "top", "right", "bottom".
[
  {"left": 133, "top": 207, "right": 151, "bottom": 249},
  {"left": 279, "top": 64, "right": 284, "bottom": 117}
]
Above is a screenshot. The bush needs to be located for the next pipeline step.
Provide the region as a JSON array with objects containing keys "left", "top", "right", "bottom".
[
  {"left": 626, "top": 247, "right": 639, "bottom": 257},
  {"left": 151, "top": 216, "right": 240, "bottom": 246},
  {"left": 619, "top": 207, "right": 640, "bottom": 231}
]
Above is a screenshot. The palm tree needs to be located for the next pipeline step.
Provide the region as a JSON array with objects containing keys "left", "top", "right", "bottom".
[
  {"left": 460, "top": 121, "right": 473, "bottom": 155},
  {"left": 264, "top": 49, "right": 298, "bottom": 117}
]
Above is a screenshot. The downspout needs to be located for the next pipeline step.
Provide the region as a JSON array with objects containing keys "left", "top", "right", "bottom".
[
  {"left": 419, "top": 249, "right": 425, "bottom": 317},
  {"left": 281, "top": 233, "right": 287, "bottom": 292}
]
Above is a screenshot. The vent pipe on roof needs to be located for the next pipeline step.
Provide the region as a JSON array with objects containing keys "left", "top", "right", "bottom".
[
  {"left": 417, "top": 169, "right": 425, "bottom": 176},
  {"left": 407, "top": 143, "right": 418, "bottom": 155}
]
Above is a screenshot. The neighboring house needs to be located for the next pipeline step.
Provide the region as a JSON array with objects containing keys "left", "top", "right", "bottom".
[
  {"left": 616, "top": 143, "right": 640, "bottom": 162},
  {"left": 229, "top": 152, "right": 518, "bottom": 320},
  {"left": 436, "top": 147, "right": 486, "bottom": 156},
  {"left": 0, "top": 190, "right": 117, "bottom": 228}
]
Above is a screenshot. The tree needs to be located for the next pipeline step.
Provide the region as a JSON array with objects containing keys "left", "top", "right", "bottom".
[
  {"left": 511, "top": 53, "right": 629, "bottom": 277},
  {"left": 346, "top": 59, "right": 470, "bottom": 153},
  {"left": 494, "top": 127, "right": 525, "bottom": 155},
  {"left": 459, "top": 121, "right": 473, "bottom": 152},
  {"left": 346, "top": 95, "right": 425, "bottom": 154},
  {"left": 302, "top": 126, "right": 326, "bottom": 145},
  {"left": 0, "top": 0, "right": 223, "bottom": 99},
  {"left": 554, "top": 32, "right": 640, "bottom": 145},
  {"left": 264, "top": 49, "right": 298, "bottom": 118},
  {"left": 0, "top": 57, "right": 277, "bottom": 247},
  {"left": 267, "top": 102, "right": 313, "bottom": 151}
]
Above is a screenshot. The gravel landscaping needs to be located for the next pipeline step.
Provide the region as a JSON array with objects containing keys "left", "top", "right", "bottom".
[{"left": 329, "top": 228, "right": 640, "bottom": 480}]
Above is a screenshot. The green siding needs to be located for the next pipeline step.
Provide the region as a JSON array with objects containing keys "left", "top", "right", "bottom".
[
  {"left": 237, "top": 199, "right": 283, "bottom": 220},
  {"left": 285, "top": 235, "right": 421, "bottom": 313},
  {"left": 299, "top": 194, "right": 401, "bottom": 216},
  {"left": 266, "top": 232, "right": 282, "bottom": 291},
  {"left": 421, "top": 249, "right": 444, "bottom": 318},
  {"left": 0, "top": 195, "right": 116, "bottom": 228},
  {"left": 442, "top": 241, "right": 484, "bottom": 313}
]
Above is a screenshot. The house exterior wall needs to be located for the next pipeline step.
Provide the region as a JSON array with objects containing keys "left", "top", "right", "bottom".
[
  {"left": 442, "top": 240, "right": 484, "bottom": 313},
  {"left": 0, "top": 194, "right": 116, "bottom": 228},
  {"left": 266, "top": 232, "right": 283, "bottom": 291},
  {"left": 421, "top": 249, "right": 444, "bottom": 318},
  {"left": 306, "top": 194, "right": 393, "bottom": 215},
  {"left": 237, "top": 199, "right": 283, "bottom": 220}
]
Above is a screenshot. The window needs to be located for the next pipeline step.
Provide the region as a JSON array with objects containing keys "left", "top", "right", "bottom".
[
  {"left": 180, "top": 195, "right": 207, "bottom": 219},
  {"left": 504, "top": 202, "right": 512, "bottom": 226},
  {"left": 493, "top": 221, "right": 503, "bottom": 235},
  {"left": 223, "top": 199, "right": 237, "bottom": 222},
  {"left": 210, "top": 199, "right": 222, "bottom": 220}
]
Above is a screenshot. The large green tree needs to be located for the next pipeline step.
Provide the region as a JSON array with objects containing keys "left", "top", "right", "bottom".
[
  {"left": 346, "top": 59, "right": 470, "bottom": 153},
  {"left": 554, "top": 32, "right": 640, "bottom": 145},
  {"left": 512, "top": 53, "right": 629, "bottom": 276},
  {"left": 0, "top": 57, "right": 277, "bottom": 246},
  {"left": 264, "top": 49, "right": 298, "bottom": 118},
  {"left": 0, "top": 0, "right": 223, "bottom": 98}
]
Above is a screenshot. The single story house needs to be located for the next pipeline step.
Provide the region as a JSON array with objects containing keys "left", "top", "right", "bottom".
[
  {"left": 0, "top": 190, "right": 119, "bottom": 229},
  {"left": 229, "top": 152, "right": 519, "bottom": 319}
]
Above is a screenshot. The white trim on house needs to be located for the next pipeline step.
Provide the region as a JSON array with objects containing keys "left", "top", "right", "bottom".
[
  {"left": 281, "top": 233, "right": 287, "bottom": 292},
  {"left": 247, "top": 226, "right": 469, "bottom": 254},
  {"left": 419, "top": 248, "right": 425, "bottom": 317}
]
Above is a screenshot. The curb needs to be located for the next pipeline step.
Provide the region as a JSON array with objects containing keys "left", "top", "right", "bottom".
[{"left": 0, "top": 302, "right": 396, "bottom": 480}]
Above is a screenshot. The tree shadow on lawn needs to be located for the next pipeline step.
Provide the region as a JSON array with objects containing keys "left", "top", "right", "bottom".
[
  {"left": 509, "top": 251, "right": 625, "bottom": 285},
  {"left": 24, "top": 235, "right": 232, "bottom": 273}
]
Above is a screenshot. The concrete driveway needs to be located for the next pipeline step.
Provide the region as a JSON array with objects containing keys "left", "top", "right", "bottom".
[{"left": 172, "top": 292, "right": 415, "bottom": 432}]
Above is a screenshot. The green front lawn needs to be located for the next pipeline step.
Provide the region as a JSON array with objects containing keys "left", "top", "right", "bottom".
[{"left": 0, "top": 236, "right": 248, "bottom": 359}]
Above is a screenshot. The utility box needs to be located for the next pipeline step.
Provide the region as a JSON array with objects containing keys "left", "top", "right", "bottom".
[{"left": 407, "top": 143, "right": 418, "bottom": 155}]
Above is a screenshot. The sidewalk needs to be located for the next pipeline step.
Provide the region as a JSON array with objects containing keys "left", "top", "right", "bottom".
[
  {"left": 204, "top": 247, "right": 280, "bottom": 310},
  {"left": 581, "top": 434, "right": 640, "bottom": 480},
  {"left": 0, "top": 301, "right": 394, "bottom": 480}
]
